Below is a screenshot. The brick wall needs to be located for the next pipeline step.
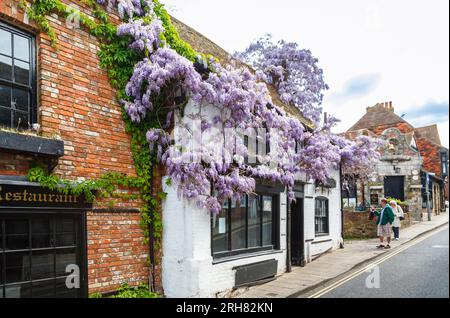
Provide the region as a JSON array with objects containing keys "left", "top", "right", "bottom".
[{"left": 0, "top": 1, "right": 156, "bottom": 294}]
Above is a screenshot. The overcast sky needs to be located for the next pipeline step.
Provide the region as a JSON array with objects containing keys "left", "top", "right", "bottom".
[{"left": 161, "top": 0, "right": 449, "bottom": 147}]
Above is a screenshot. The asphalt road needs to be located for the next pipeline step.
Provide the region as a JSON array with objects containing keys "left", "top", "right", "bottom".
[{"left": 319, "top": 227, "right": 449, "bottom": 298}]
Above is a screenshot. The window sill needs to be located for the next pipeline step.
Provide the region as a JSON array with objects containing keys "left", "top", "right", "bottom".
[
  {"left": 0, "top": 130, "right": 64, "bottom": 157},
  {"left": 212, "top": 249, "right": 283, "bottom": 265}
]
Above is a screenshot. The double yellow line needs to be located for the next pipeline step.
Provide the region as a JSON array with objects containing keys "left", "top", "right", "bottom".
[{"left": 308, "top": 225, "right": 449, "bottom": 298}]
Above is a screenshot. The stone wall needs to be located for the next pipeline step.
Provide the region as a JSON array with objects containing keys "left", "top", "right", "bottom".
[{"left": 344, "top": 210, "right": 413, "bottom": 239}]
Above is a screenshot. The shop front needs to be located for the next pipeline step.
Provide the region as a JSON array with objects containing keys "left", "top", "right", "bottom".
[{"left": 0, "top": 180, "right": 91, "bottom": 298}]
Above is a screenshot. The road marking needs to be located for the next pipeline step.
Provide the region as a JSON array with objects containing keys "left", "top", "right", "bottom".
[
  {"left": 308, "top": 225, "right": 449, "bottom": 298},
  {"left": 432, "top": 245, "right": 449, "bottom": 248}
]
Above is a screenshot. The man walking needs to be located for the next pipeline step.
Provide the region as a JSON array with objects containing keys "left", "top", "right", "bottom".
[{"left": 372, "top": 198, "right": 395, "bottom": 249}]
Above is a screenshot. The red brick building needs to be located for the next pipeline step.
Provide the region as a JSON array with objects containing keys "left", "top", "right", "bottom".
[
  {"left": 0, "top": 1, "right": 156, "bottom": 297},
  {"left": 345, "top": 101, "right": 448, "bottom": 218}
]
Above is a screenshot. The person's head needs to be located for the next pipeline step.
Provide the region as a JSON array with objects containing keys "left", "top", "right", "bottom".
[
  {"left": 381, "top": 198, "right": 388, "bottom": 207},
  {"left": 389, "top": 200, "right": 397, "bottom": 208}
]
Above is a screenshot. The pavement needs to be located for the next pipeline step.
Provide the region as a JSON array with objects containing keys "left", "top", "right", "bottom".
[{"left": 235, "top": 210, "right": 449, "bottom": 298}]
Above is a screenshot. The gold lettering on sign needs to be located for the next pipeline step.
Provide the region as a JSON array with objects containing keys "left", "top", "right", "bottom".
[{"left": 0, "top": 188, "right": 83, "bottom": 205}]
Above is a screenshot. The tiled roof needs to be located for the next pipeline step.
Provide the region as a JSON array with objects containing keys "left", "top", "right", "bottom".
[
  {"left": 414, "top": 124, "right": 442, "bottom": 146},
  {"left": 171, "top": 16, "right": 313, "bottom": 128},
  {"left": 347, "top": 102, "right": 413, "bottom": 132}
]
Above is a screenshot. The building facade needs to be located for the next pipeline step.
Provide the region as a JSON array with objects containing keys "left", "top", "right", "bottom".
[
  {"left": 344, "top": 102, "right": 448, "bottom": 220},
  {"left": 0, "top": 2, "right": 154, "bottom": 298},
  {"left": 161, "top": 99, "right": 342, "bottom": 297}
]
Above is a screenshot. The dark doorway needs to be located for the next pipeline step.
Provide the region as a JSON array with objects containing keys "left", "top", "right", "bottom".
[
  {"left": 290, "top": 198, "right": 305, "bottom": 266},
  {"left": 384, "top": 176, "right": 405, "bottom": 201}
]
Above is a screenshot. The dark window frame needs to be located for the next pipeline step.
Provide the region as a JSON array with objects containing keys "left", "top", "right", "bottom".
[
  {"left": 314, "top": 196, "right": 329, "bottom": 236},
  {"left": 0, "top": 210, "right": 87, "bottom": 298},
  {"left": 0, "top": 21, "right": 37, "bottom": 130},
  {"left": 211, "top": 192, "right": 280, "bottom": 260},
  {"left": 441, "top": 152, "right": 448, "bottom": 176}
]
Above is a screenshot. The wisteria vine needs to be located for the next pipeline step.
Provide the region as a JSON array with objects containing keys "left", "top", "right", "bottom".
[{"left": 94, "top": 0, "right": 380, "bottom": 214}]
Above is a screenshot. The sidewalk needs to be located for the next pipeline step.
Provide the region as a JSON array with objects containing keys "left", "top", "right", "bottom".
[{"left": 235, "top": 211, "right": 449, "bottom": 298}]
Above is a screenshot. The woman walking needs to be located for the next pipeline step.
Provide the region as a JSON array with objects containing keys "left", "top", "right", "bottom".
[{"left": 390, "top": 200, "right": 404, "bottom": 240}]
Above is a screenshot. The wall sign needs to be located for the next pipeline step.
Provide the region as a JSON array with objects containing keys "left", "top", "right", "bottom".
[
  {"left": 370, "top": 193, "right": 379, "bottom": 205},
  {"left": 0, "top": 183, "right": 93, "bottom": 209}
]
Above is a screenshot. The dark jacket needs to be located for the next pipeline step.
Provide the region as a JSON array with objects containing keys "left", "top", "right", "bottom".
[{"left": 374, "top": 205, "right": 395, "bottom": 225}]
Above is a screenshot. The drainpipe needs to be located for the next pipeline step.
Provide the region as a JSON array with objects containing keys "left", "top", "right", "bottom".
[
  {"left": 339, "top": 163, "right": 344, "bottom": 248},
  {"left": 148, "top": 166, "right": 156, "bottom": 292},
  {"left": 286, "top": 193, "right": 292, "bottom": 272}
]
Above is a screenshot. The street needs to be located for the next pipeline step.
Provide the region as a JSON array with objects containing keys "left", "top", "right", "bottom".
[{"left": 315, "top": 227, "right": 449, "bottom": 298}]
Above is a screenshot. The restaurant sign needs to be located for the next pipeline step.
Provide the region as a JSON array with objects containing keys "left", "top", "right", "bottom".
[{"left": 0, "top": 183, "right": 93, "bottom": 209}]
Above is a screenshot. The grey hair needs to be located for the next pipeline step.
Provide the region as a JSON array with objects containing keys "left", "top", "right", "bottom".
[{"left": 389, "top": 200, "right": 398, "bottom": 206}]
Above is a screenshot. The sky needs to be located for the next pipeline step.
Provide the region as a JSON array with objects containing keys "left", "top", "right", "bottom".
[{"left": 161, "top": 0, "right": 449, "bottom": 147}]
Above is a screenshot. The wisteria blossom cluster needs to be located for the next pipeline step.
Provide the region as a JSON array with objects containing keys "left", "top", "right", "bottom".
[
  {"left": 332, "top": 134, "right": 384, "bottom": 177},
  {"left": 235, "top": 34, "right": 329, "bottom": 124},
  {"left": 117, "top": 18, "right": 163, "bottom": 53},
  {"left": 97, "top": 0, "right": 155, "bottom": 19},
  {"left": 96, "top": 0, "right": 381, "bottom": 213}
]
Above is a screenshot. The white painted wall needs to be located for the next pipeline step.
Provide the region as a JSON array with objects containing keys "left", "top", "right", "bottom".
[
  {"left": 303, "top": 169, "right": 342, "bottom": 261},
  {"left": 161, "top": 176, "right": 288, "bottom": 298}
]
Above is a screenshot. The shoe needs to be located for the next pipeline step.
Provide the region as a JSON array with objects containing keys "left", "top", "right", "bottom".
[
  {"left": 385, "top": 245, "right": 391, "bottom": 249},
  {"left": 394, "top": 238, "right": 399, "bottom": 241},
  {"left": 376, "top": 244, "right": 385, "bottom": 249}
]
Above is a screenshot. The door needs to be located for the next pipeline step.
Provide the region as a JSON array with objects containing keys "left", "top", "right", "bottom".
[
  {"left": 0, "top": 212, "right": 86, "bottom": 298},
  {"left": 384, "top": 176, "right": 405, "bottom": 201},
  {"left": 290, "top": 198, "right": 305, "bottom": 266}
]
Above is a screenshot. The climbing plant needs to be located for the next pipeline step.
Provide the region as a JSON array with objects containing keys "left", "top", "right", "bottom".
[{"left": 20, "top": 0, "right": 380, "bottom": 251}]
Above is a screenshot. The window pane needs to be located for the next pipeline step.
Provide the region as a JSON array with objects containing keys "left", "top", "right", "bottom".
[
  {"left": 14, "top": 59, "right": 29, "bottom": 85},
  {"left": 13, "top": 111, "right": 29, "bottom": 130},
  {"left": 231, "top": 197, "right": 246, "bottom": 250},
  {"left": 262, "top": 196, "right": 273, "bottom": 246},
  {"left": 0, "top": 55, "right": 12, "bottom": 81},
  {"left": 248, "top": 195, "right": 261, "bottom": 247},
  {"left": 0, "top": 84, "right": 11, "bottom": 107},
  {"left": 13, "top": 34, "right": 29, "bottom": 62},
  {"left": 5, "top": 252, "right": 30, "bottom": 283},
  {"left": 56, "top": 248, "right": 76, "bottom": 277},
  {"left": 32, "top": 218, "right": 51, "bottom": 249},
  {"left": 5, "top": 219, "right": 29, "bottom": 250},
  {"left": 31, "top": 250, "right": 55, "bottom": 280},
  {"left": 55, "top": 218, "right": 76, "bottom": 247},
  {"left": 0, "top": 107, "right": 11, "bottom": 127},
  {"left": 0, "top": 29, "right": 12, "bottom": 56},
  {"left": 32, "top": 279, "right": 55, "bottom": 298},
  {"left": 4, "top": 283, "right": 31, "bottom": 298},
  {"left": 212, "top": 202, "right": 228, "bottom": 253},
  {"left": 12, "top": 87, "right": 28, "bottom": 112}
]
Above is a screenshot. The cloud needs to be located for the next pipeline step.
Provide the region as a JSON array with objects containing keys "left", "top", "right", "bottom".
[
  {"left": 328, "top": 73, "right": 381, "bottom": 102},
  {"left": 401, "top": 101, "right": 449, "bottom": 123}
]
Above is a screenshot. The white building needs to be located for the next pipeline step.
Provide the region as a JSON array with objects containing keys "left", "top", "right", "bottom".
[{"left": 160, "top": 98, "right": 342, "bottom": 298}]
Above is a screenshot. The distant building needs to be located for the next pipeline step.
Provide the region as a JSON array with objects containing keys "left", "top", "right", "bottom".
[{"left": 344, "top": 101, "right": 448, "bottom": 220}]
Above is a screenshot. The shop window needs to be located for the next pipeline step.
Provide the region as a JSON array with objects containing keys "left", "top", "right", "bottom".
[
  {"left": 211, "top": 193, "right": 279, "bottom": 259},
  {"left": 315, "top": 197, "right": 329, "bottom": 236},
  {"left": 0, "top": 214, "right": 85, "bottom": 298},
  {"left": 0, "top": 22, "right": 36, "bottom": 130}
]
